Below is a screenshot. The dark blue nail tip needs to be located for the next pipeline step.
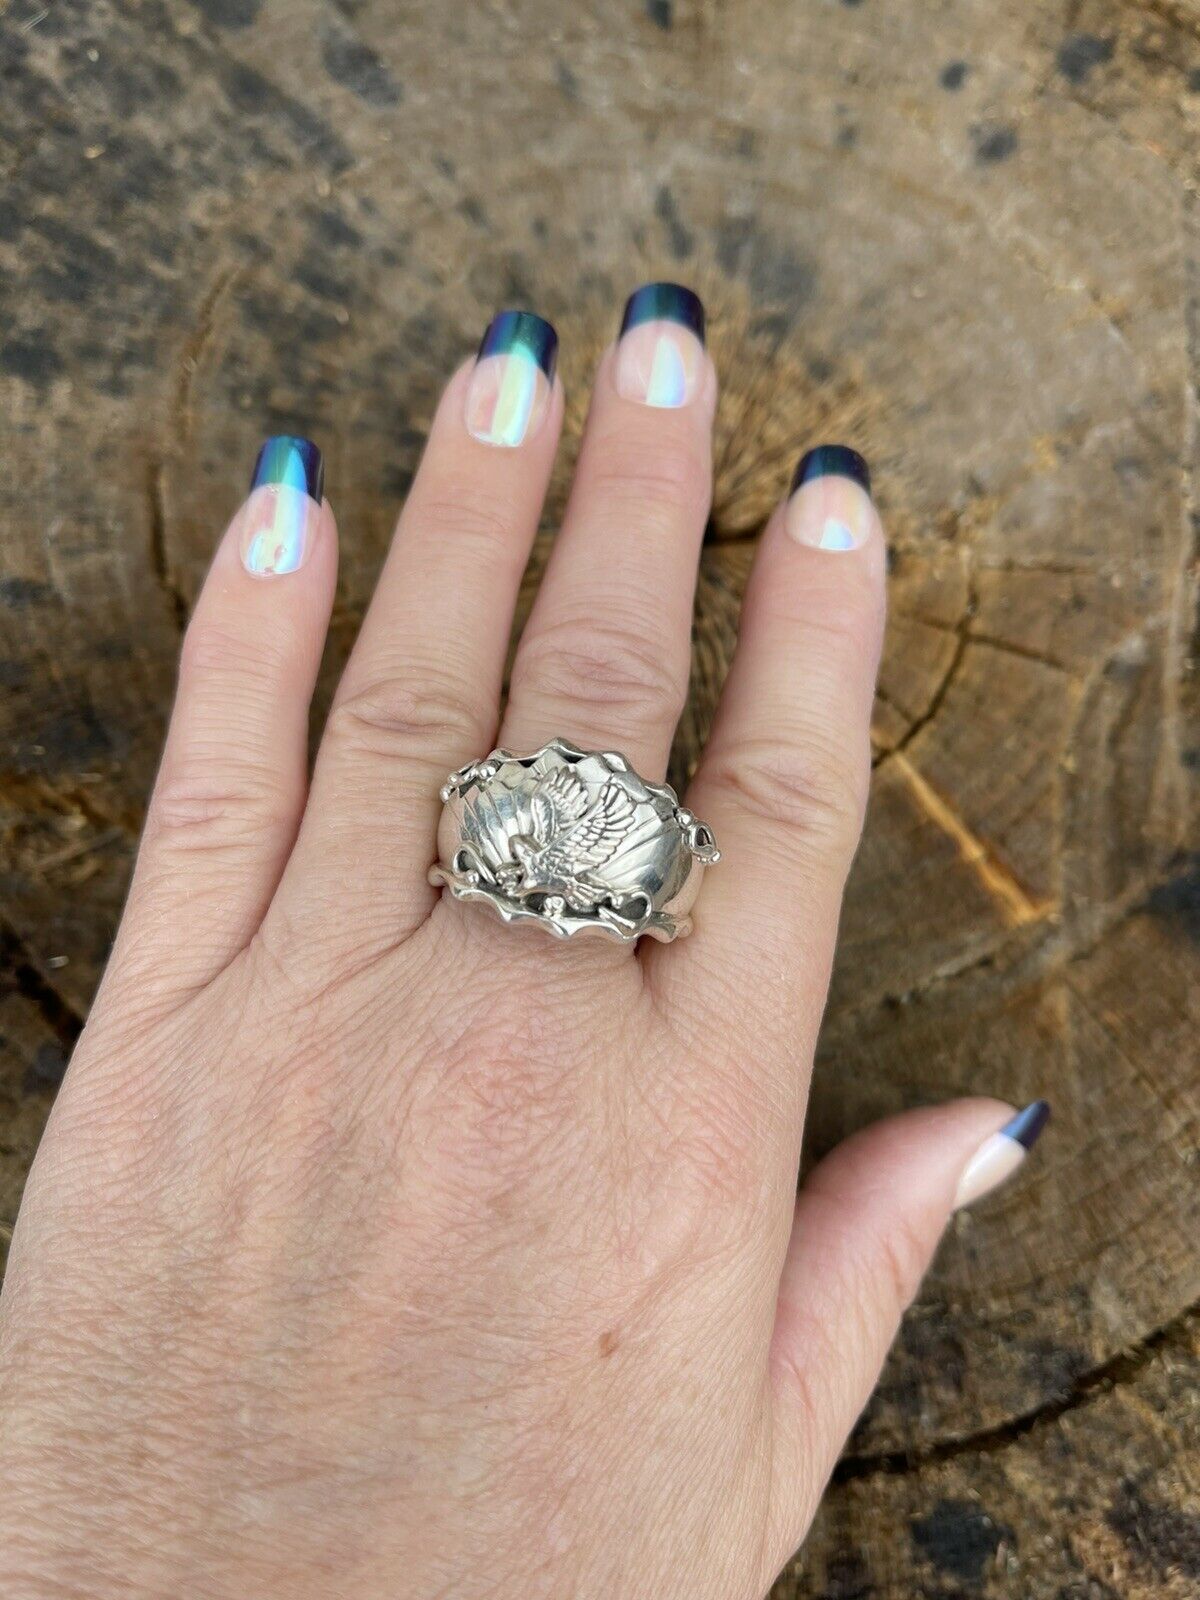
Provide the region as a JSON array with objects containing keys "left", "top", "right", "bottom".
[
  {"left": 791, "top": 444, "right": 871, "bottom": 498},
  {"left": 250, "top": 435, "right": 324, "bottom": 503},
  {"left": 1001, "top": 1099, "right": 1051, "bottom": 1152},
  {"left": 620, "top": 282, "right": 706, "bottom": 344},
  {"left": 477, "top": 310, "right": 558, "bottom": 380}
]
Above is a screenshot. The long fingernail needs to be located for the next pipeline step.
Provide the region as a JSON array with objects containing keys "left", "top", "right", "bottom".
[
  {"left": 786, "top": 443, "right": 874, "bottom": 551},
  {"left": 240, "top": 435, "right": 324, "bottom": 576},
  {"left": 953, "top": 1100, "right": 1050, "bottom": 1210},
  {"left": 466, "top": 310, "right": 557, "bottom": 447},
  {"left": 615, "top": 282, "right": 706, "bottom": 408}
]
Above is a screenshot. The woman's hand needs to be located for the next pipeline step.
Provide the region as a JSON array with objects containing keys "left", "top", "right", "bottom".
[{"left": 0, "top": 289, "right": 1045, "bottom": 1600}]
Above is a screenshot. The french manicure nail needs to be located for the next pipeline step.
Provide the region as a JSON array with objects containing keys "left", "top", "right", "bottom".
[
  {"left": 953, "top": 1100, "right": 1050, "bottom": 1210},
  {"left": 239, "top": 435, "right": 324, "bottom": 576},
  {"left": 786, "top": 443, "right": 874, "bottom": 551},
  {"left": 615, "top": 282, "right": 706, "bottom": 408},
  {"left": 466, "top": 310, "right": 557, "bottom": 447}
]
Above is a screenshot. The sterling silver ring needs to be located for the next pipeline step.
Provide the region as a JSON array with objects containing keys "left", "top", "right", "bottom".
[{"left": 428, "top": 738, "right": 720, "bottom": 943}]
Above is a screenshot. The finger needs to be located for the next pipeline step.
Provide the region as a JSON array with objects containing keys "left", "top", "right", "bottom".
[
  {"left": 111, "top": 437, "right": 336, "bottom": 1001},
  {"left": 767, "top": 1098, "right": 1051, "bottom": 1556},
  {"left": 501, "top": 283, "right": 714, "bottom": 779},
  {"left": 271, "top": 313, "right": 562, "bottom": 954},
  {"left": 656, "top": 447, "right": 885, "bottom": 1080}
]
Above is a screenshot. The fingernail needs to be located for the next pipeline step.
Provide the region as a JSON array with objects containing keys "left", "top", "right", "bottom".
[
  {"left": 953, "top": 1100, "right": 1050, "bottom": 1210},
  {"left": 240, "top": 435, "right": 324, "bottom": 577},
  {"left": 465, "top": 310, "right": 557, "bottom": 447},
  {"left": 615, "top": 282, "right": 706, "bottom": 408},
  {"left": 785, "top": 443, "right": 874, "bottom": 551}
]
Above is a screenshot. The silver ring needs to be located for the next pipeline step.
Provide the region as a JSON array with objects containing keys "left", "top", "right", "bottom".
[{"left": 428, "top": 738, "right": 720, "bottom": 943}]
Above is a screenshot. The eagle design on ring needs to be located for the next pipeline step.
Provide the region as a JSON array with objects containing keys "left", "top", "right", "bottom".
[{"left": 429, "top": 738, "right": 719, "bottom": 943}]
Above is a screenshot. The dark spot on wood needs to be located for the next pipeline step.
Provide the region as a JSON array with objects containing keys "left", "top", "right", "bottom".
[
  {"left": 307, "top": 206, "right": 363, "bottom": 250},
  {"left": 911, "top": 1499, "right": 1011, "bottom": 1582},
  {"left": 1107, "top": 1481, "right": 1200, "bottom": 1579},
  {"left": 0, "top": 577, "right": 54, "bottom": 609},
  {"left": 459, "top": 195, "right": 489, "bottom": 229},
  {"left": 716, "top": 217, "right": 818, "bottom": 313},
  {"left": 821, "top": 1548, "right": 874, "bottom": 1597},
  {"left": 467, "top": 251, "right": 537, "bottom": 309},
  {"left": 940, "top": 60, "right": 969, "bottom": 90},
  {"left": 30, "top": 218, "right": 120, "bottom": 286},
  {"left": 654, "top": 185, "right": 694, "bottom": 258},
  {"left": 841, "top": 0, "right": 866, "bottom": 7},
  {"left": 1188, "top": 67, "right": 1200, "bottom": 93},
  {"left": 321, "top": 27, "right": 403, "bottom": 108},
  {"left": 28, "top": 703, "right": 118, "bottom": 769},
  {"left": 745, "top": 308, "right": 788, "bottom": 343},
  {"left": 87, "top": 54, "right": 181, "bottom": 119},
  {"left": 555, "top": 60, "right": 579, "bottom": 101},
  {"left": 1056, "top": 34, "right": 1114, "bottom": 86},
  {"left": 646, "top": 0, "right": 672, "bottom": 29},
  {"left": 0, "top": 199, "right": 22, "bottom": 240},
  {"left": 1145, "top": 853, "right": 1200, "bottom": 944},
  {"left": 836, "top": 122, "right": 858, "bottom": 149},
  {"left": 295, "top": 260, "right": 353, "bottom": 302},
  {"left": 1019, "top": 1339, "right": 1090, "bottom": 1401},
  {"left": 973, "top": 123, "right": 1018, "bottom": 163},
  {"left": 186, "top": 0, "right": 264, "bottom": 26},
  {"left": 22, "top": 1041, "right": 68, "bottom": 1097},
  {"left": 217, "top": 59, "right": 353, "bottom": 170},
  {"left": 597, "top": 1328, "right": 619, "bottom": 1357},
  {"left": 2, "top": 331, "right": 62, "bottom": 387}
]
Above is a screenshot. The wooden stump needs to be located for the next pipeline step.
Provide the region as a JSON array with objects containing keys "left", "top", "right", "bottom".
[{"left": 1, "top": 1, "right": 1197, "bottom": 1593}]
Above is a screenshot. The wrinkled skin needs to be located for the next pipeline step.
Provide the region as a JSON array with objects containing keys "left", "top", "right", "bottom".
[{"left": 0, "top": 344, "right": 1013, "bottom": 1600}]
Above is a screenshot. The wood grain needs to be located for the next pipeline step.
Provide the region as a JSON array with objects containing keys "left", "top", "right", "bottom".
[{"left": 1, "top": 0, "right": 1197, "bottom": 1593}]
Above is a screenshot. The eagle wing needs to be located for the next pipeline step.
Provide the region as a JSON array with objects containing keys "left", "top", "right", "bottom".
[
  {"left": 540, "top": 781, "right": 635, "bottom": 876},
  {"left": 529, "top": 765, "right": 589, "bottom": 847}
]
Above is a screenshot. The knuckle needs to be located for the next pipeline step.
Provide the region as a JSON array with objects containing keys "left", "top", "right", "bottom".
[
  {"left": 513, "top": 615, "right": 688, "bottom": 723},
  {"left": 711, "top": 733, "right": 869, "bottom": 855},
  {"left": 413, "top": 492, "right": 523, "bottom": 570},
  {"left": 585, "top": 432, "right": 711, "bottom": 524},
  {"left": 329, "top": 669, "right": 481, "bottom": 761},
  {"left": 870, "top": 1211, "right": 933, "bottom": 1320},
  {"left": 179, "top": 618, "right": 290, "bottom": 684},
  {"left": 150, "top": 769, "right": 287, "bottom": 850}
]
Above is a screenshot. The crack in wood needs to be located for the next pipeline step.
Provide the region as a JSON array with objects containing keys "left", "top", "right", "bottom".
[
  {"left": 0, "top": 918, "right": 86, "bottom": 1049},
  {"left": 833, "top": 1299, "right": 1199, "bottom": 1482},
  {"left": 887, "top": 750, "right": 1053, "bottom": 927},
  {"left": 145, "top": 454, "right": 188, "bottom": 636}
]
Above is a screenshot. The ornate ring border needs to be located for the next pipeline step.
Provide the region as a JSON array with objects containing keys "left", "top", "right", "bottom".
[{"left": 428, "top": 738, "right": 720, "bottom": 944}]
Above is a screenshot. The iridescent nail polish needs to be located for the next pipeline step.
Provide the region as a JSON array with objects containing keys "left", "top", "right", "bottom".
[
  {"left": 465, "top": 310, "right": 558, "bottom": 447},
  {"left": 240, "top": 435, "right": 324, "bottom": 577},
  {"left": 785, "top": 443, "right": 875, "bottom": 551},
  {"left": 953, "top": 1100, "right": 1050, "bottom": 1210},
  {"left": 615, "top": 282, "right": 706, "bottom": 408}
]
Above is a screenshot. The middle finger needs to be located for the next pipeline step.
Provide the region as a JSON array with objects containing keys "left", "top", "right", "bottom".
[{"left": 500, "top": 283, "right": 714, "bottom": 779}]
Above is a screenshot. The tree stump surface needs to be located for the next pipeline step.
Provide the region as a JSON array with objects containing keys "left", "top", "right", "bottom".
[{"left": 1, "top": 0, "right": 1197, "bottom": 1593}]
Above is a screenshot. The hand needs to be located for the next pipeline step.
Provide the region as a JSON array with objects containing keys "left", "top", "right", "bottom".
[{"left": 0, "top": 289, "right": 1046, "bottom": 1599}]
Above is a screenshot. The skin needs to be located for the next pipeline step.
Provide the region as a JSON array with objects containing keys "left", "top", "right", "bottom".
[{"left": 0, "top": 339, "right": 1019, "bottom": 1599}]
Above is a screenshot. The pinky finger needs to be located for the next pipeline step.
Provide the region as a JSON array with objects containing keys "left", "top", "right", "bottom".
[{"left": 108, "top": 437, "right": 337, "bottom": 1005}]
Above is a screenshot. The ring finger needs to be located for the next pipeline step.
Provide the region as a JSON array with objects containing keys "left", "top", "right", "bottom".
[{"left": 500, "top": 283, "right": 715, "bottom": 780}]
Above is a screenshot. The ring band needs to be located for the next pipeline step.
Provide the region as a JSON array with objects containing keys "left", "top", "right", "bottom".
[{"left": 429, "top": 738, "right": 720, "bottom": 943}]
